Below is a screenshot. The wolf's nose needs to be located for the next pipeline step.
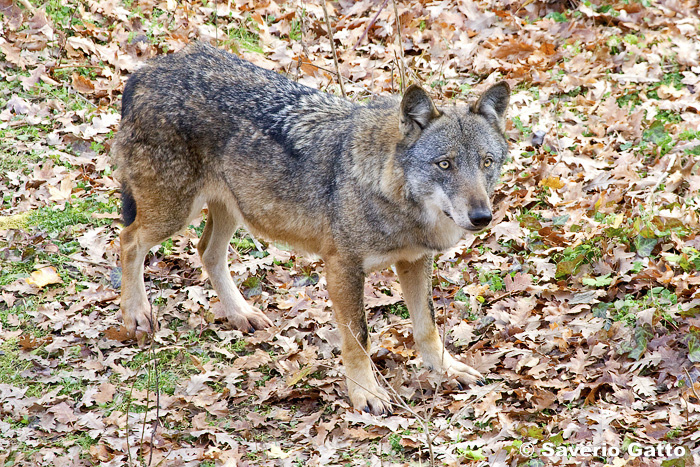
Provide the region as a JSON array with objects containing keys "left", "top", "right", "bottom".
[{"left": 469, "top": 209, "right": 492, "bottom": 228}]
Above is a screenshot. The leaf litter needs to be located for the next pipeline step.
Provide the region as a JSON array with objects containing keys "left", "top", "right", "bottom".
[{"left": 0, "top": 0, "right": 700, "bottom": 466}]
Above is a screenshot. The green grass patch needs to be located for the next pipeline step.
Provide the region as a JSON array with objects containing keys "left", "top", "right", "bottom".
[
  {"left": 616, "top": 90, "right": 641, "bottom": 109},
  {"left": 123, "top": 348, "right": 205, "bottom": 395},
  {"left": 0, "top": 300, "right": 33, "bottom": 329},
  {"left": 545, "top": 11, "right": 568, "bottom": 23},
  {"left": 226, "top": 339, "right": 248, "bottom": 354},
  {"left": 387, "top": 303, "right": 410, "bottom": 319},
  {"left": 0, "top": 144, "right": 44, "bottom": 174},
  {"left": 0, "top": 339, "right": 32, "bottom": 387},
  {"left": 655, "top": 109, "right": 682, "bottom": 124},
  {"left": 594, "top": 287, "right": 680, "bottom": 332},
  {"left": 231, "top": 233, "right": 257, "bottom": 254},
  {"left": 225, "top": 16, "right": 264, "bottom": 54},
  {"left": 287, "top": 18, "right": 301, "bottom": 41},
  {"left": 29, "top": 0, "right": 83, "bottom": 27},
  {"left": 27, "top": 198, "right": 117, "bottom": 236},
  {"left": 0, "top": 198, "right": 118, "bottom": 285},
  {"left": 479, "top": 270, "right": 505, "bottom": 292},
  {"left": 554, "top": 240, "right": 602, "bottom": 279},
  {"left": 35, "top": 81, "right": 91, "bottom": 112},
  {"left": 679, "top": 130, "right": 700, "bottom": 141},
  {"left": 0, "top": 256, "right": 35, "bottom": 286},
  {"left": 52, "top": 66, "right": 98, "bottom": 81},
  {"left": 685, "top": 145, "right": 700, "bottom": 156},
  {"left": 388, "top": 432, "right": 403, "bottom": 454},
  {"left": 58, "top": 374, "right": 89, "bottom": 398},
  {"left": 666, "top": 247, "right": 700, "bottom": 272},
  {"left": 512, "top": 115, "right": 533, "bottom": 138}
]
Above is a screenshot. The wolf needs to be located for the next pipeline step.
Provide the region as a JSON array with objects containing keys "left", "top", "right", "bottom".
[{"left": 113, "top": 42, "right": 510, "bottom": 415}]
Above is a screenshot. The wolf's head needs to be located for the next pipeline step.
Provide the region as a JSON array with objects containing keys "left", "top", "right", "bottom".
[{"left": 398, "top": 82, "right": 510, "bottom": 232}]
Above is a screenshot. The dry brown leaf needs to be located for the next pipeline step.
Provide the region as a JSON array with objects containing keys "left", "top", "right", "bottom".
[
  {"left": 93, "top": 382, "right": 116, "bottom": 404},
  {"left": 71, "top": 73, "right": 95, "bottom": 94},
  {"left": 25, "top": 266, "right": 62, "bottom": 288}
]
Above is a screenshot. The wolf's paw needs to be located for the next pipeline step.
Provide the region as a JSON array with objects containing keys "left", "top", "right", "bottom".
[
  {"left": 221, "top": 302, "right": 273, "bottom": 333},
  {"left": 121, "top": 303, "right": 158, "bottom": 343},
  {"left": 424, "top": 353, "right": 483, "bottom": 388},
  {"left": 445, "top": 358, "right": 483, "bottom": 388},
  {"left": 348, "top": 380, "right": 393, "bottom": 416}
]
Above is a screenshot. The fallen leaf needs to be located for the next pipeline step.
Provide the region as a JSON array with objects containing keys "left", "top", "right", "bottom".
[
  {"left": 71, "top": 73, "right": 96, "bottom": 94},
  {"left": 26, "top": 266, "right": 62, "bottom": 288},
  {"left": 93, "top": 382, "right": 116, "bottom": 404},
  {"left": 267, "top": 445, "right": 290, "bottom": 459},
  {"left": 539, "top": 176, "right": 566, "bottom": 190}
]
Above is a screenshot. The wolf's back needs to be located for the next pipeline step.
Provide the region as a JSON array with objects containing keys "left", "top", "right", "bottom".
[{"left": 118, "top": 42, "right": 354, "bottom": 159}]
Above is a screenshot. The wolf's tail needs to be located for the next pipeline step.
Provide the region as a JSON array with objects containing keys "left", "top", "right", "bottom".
[{"left": 121, "top": 182, "right": 137, "bottom": 226}]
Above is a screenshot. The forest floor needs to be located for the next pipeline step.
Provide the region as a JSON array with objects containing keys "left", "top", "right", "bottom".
[{"left": 0, "top": 0, "right": 699, "bottom": 465}]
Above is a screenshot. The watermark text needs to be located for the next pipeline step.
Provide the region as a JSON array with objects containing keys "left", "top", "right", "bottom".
[{"left": 519, "top": 442, "right": 687, "bottom": 459}]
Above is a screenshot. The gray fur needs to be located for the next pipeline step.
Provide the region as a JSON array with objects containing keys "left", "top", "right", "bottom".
[{"left": 114, "top": 42, "right": 510, "bottom": 414}]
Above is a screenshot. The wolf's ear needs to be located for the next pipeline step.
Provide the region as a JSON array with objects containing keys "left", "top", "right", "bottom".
[
  {"left": 400, "top": 84, "right": 441, "bottom": 138},
  {"left": 473, "top": 81, "right": 510, "bottom": 132}
]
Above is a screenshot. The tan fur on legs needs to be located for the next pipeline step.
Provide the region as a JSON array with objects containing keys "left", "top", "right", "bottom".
[
  {"left": 119, "top": 217, "right": 180, "bottom": 341},
  {"left": 396, "top": 255, "right": 482, "bottom": 386},
  {"left": 197, "top": 201, "right": 272, "bottom": 331},
  {"left": 119, "top": 222, "right": 153, "bottom": 338},
  {"left": 119, "top": 187, "right": 202, "bottom": 341},
  {"left": 325, "top": 256, "right": 392, "bottom": 415}
]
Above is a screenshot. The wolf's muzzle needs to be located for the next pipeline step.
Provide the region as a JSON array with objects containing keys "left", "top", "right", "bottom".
[{"left": 468, "top": 209, "right": 492, "bottom": 228}]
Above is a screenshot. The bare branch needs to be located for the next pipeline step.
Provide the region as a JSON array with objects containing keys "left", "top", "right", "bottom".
[
  {"left": 321, "top": 0, "right": 346, "bottom": 98},
  {"left": 684, "top": 367, "right": 700, "bottom": 402},
  {"left": 391, "top": 0, "right": 406, "bottom": 93},
  {"left": 351, "top": 0, "right": 390, "bottom": 52}
]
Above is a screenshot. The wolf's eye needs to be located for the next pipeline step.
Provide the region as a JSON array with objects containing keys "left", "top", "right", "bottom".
[
  {"left": 483, "top": 157, "right": 494, "bottom": 168},
  {"left": 437, "top": 160, "right": 451, "bottom": 170}
]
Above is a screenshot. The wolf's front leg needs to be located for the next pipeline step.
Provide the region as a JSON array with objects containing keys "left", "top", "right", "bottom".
[
  {"left": 396, "top": 255, "right": 483, "bottom": 386},
  {"left": 325, "top": 256, "right": 392, "bottom": 415}
]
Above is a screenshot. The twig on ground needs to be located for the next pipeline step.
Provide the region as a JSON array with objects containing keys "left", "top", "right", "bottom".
[
  {"left": 299, "top": 0, "right": 309, "bottom": 55},
  {"left": 684, "top": 367, "right": 700, "bottom": 402},
  {"left": 126, "top": 380, "right": 136, "bottom": 466},
  {"left": 17, "top": 0, "right": 36, "bottom": 14},
  {"left": 54, "top": 3, "right": 78, "bottom": 69},
  {"left": 147, "top": 301, "right": 161, "bottom": 466},
  {"left": 343, "top": 324, "right": 436, "bottom": 465},
  {"left": 138, "top": 355, "right": 151, "bottom": 457},
  {"left": 646, "top": 152, "right": 677, "bottom": 204},
  {"left": 320, "top": 0, "right": 346, "bottom": 98},
  {"left": 126, "top": 283, "right": 168, "bottom": 465},
  {"left": 391, "top": 0, "right": 406, "bottom": 93},
  {"left": 214, "top": 0, "right": 218, "bottom": 46},
  {"left": 351, "top": 0, "right": 390, "bottom": 51}
]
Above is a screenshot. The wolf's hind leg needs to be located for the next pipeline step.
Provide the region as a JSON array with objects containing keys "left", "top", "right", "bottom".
[
  {"left": 396, "top": 255, "right": 483, "bottom": 387},
  {"left": 120, "top": 198, "right": 191, "bottom": 340},
  {"left": 197, "top": 200, "right": 272, "bottom": 332}
]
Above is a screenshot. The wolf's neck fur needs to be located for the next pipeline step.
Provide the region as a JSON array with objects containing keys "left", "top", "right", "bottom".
[{"left": 349, "top": 102, "right": 406, "bottom": 201}]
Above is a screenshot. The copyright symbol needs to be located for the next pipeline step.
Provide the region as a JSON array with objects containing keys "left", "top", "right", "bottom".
[{"left": 519, "top": 442, "right": 535, "bottom": 456}]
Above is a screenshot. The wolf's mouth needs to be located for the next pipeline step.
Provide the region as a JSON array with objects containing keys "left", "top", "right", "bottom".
[
  {"left": 443, "top": 210, "right": 482, "bottom": 231},
  {"left": 442, "top": 210, "right": 453, "bottom": 219},
  {"left": 442, "top": 209, "right": 485, "bottom": 232}
]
